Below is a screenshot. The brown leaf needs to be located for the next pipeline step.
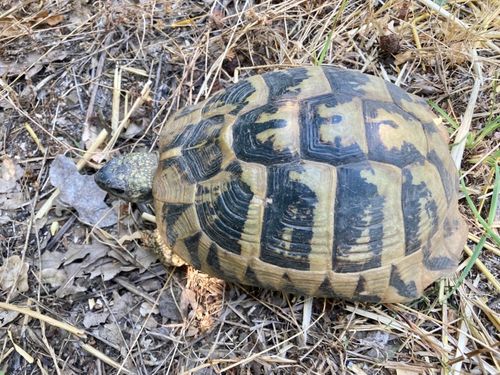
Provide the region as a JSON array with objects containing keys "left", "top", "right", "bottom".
[
  {"left": 180, "top": 288, "right": 198, "bottom": 318},
  {"left": 0, "top": 19, "right": 25, "bottom": 37},
  {"left": 40, "top": 268, "right": 67, "bottom": 288},
  {"left": 396, "top": 0, "right": 411, "bottom": 21},
  {"left": 0, "top": 255, "right": 29, "bottom": 296},
  {"left": 44, "top": 14, "right": 65, "bottom": 26},
  {"left": 395, "top": 50, "right": 414, "bottom": 66},
  {"left": 0, "top": 157, "right": 24, "bottom": 194}
]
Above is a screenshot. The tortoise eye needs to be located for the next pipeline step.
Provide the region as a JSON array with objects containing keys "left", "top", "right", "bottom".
[{"left": 109, "top": 187, "right": 125, "bottom": 196}]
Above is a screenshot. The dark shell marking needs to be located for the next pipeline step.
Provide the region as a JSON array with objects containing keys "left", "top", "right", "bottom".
[{"left": 154, "top": 66, "right": 466, "bottom": 303}]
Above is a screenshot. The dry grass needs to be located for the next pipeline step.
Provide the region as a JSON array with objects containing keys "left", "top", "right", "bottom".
[{"left": 0, "top": 0, "right": 499, "bottom": 374}]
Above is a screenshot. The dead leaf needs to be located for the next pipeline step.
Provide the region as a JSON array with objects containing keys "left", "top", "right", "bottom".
[
  {"left": 129, "top": 244, "right": 158, "bottom": 270},
  {"left": 88, "top": 260, "right": 125, "bottom": 281},
  {"left": 40, "top": 268, "right": 67, "bottom": 288},
  {"left": 36, "top": 13, "right": 65, "bottom": 27},
  {"left": 83, "top": 311, "right": 110, "bottom": 329},
  {"left": 396, "top": 1, "right": 411, "bottom": 21},
  {"left": 122, "top": 122, "right": 143, "bottom": 139},
  {"left": 140, "top": 302, "right": 159, "bottom": 317},
  {"left": 0, "top": 49, "right": 68, "bottom": 77},
  {"left": 40, "top": 250, "right": 67, "bottom": 270},
  {"left": 0, "top": 192, "right": 26, "bottom": 210},
  {"left": 158, "top": 293, "right": 181, "bottom": 321},
  {"left": 98, "top": 323, "right": 123, "bottom": 348},
  {"left": 0, "top": 158, "right": 26, "bottom": 211},
  {"left": 180, "top": 288, "right": 198, "bottom": 318},
  {"left": 55, "top": 281, "right": 87, "bottom": 298},
  {"left": 0, "top": 255, "right": 29, "bottom": 296},
  {"left": 0, "top": 157, "right": 24, "bottom": 194},
  {"left": 111, "top": 235, "right": 159, "bottom": 271},
  {"left": 0, "top": 310, "right": 19, "bottom": 327},
  {"left": 140, "top": 315, "right": 158, "bottom": 330},
  {"left": 63, "top": 243, "right": 110, "bottom": 266},
  {"left": 0, "top": 19, "right": 26, "bottom": 37},
  {"left": 110, "top": 291, "right": 135, "bottom": 320},
  {"left": 49, "top": 155, "right": 118, "bottom": 227},
  {"left": 395, "top": 50, "right": 414, "bottom": 66},
  {"left": 0, "top": 215, "right": 11, "bottom": 225},
  {"left": 41, "top": 243, "right": 111, "bottom": 297}
]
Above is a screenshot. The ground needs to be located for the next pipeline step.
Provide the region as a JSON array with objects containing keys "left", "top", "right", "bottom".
[{"left": 0, "top": 1, "right": 499, "bottom": 374}]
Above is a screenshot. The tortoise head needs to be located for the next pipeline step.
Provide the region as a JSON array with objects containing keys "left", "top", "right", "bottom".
[{"left": 95, "top": 152, "right": 158, "bottom": 203}]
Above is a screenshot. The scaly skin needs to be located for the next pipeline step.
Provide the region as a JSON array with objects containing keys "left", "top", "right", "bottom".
[{"left": 95, "top": 152, "right": 158, "bottom": 203}]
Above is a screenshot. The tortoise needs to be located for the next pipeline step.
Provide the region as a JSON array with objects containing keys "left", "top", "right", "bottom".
[{"left": 95, "top": 66, "right": 467, "bottom": 303}]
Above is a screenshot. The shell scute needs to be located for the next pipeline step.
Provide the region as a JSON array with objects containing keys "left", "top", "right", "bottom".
[
  {"left": 364, "top": 100, "right": 428, "bottom": 168},
  {"left": 300, "top": 94, "right": 368, "bottom": 166},
  {"left": 232, "top": 102, "right": 301, "bottom": 165}
]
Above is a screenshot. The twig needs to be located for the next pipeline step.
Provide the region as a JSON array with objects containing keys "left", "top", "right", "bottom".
[
  {"left": 0, "top": 302, "right": 85, "bottom": 337},
  {"left": 81, "top": 343, "right": 134, "bottom": 375},
  {"left": 102, "top": 80, "right": 152, "bottom": 154}
]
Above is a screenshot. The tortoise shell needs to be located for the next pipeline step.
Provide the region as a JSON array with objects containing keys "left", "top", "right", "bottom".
[{"left": 153, "top": 66, "right": 466, "bottom": 303}]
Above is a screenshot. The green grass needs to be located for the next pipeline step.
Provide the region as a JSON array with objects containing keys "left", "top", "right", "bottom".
[
  {"left": 445, "top": 163, "right": 500, "bottom": 299},
  {"left": 428, "top": 100, "right": 459, "bottom": 131},
  {"left": 466, "top": 115, "right": 500, "bottom": 150},
  {"left": 314, "top": 0, "right": 349, "bottom": 66},
  {"left": 461, "top": 171, "right": 500, "bottom": 246},
  {"left": 428, "top": 103, "right": 500, "bottom": 152},
  {"left": 444, "top": 236, "right": 486, "bottom": 300}
]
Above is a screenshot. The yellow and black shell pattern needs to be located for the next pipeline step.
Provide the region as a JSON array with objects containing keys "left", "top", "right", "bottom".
[{"left": 153, "top": 66, "right": 466, "bottom": 303}]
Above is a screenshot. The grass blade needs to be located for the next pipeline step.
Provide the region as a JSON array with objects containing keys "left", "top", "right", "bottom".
[
  {"left": 428, "top": 100, "right": 460, "bottom": 131},
  {"left": 461, "top": 179, "right": 500, "bottom": 245},
  {"left": 443, "top": 237, "right": 486, "bottom": 300},
  {"left": 315, "top": 0, "right": 349, "bottom": 65},
  {"left": 486, "top": 162, "right": 499, "bottom": 227}
]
